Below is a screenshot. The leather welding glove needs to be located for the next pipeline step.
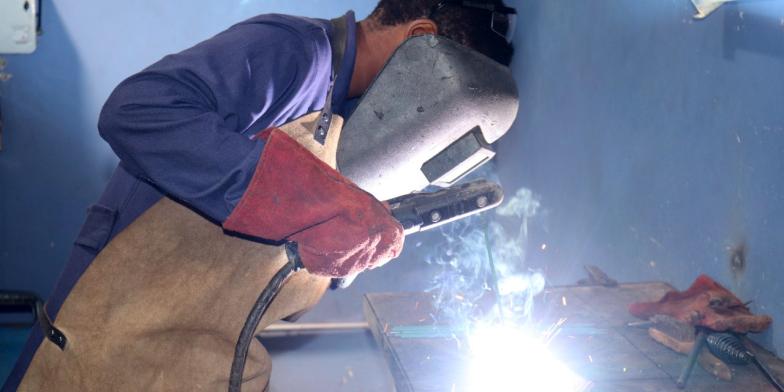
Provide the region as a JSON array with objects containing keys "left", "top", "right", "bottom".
[{"left": 223, "top": 129, "right": 404, "bottom": 277}]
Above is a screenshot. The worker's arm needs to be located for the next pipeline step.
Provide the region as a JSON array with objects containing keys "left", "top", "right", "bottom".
[
  {"left": 98, "top": 16, "right": 402, "bottom": 276},
  {"left": 224, "top": 128, "right": 403, "bottom": 277},
  {"left": 98, "top": 17, "right": 331, "bottom": 222}
]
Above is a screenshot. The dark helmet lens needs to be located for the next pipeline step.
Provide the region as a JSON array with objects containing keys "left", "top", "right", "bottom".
[{"left": 491, "top": 11, "right": 516, "bottom": 43}]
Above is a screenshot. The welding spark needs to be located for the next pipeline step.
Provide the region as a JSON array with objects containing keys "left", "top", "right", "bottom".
[
  {"left": 422, "top": 179, "right": 588, "bottom": 390},
  {"left": 467, "top": 323, "right": 589, "bottom": 392},
  {"left": 542, "top": 318, "right": 568, "bottom": 344}
]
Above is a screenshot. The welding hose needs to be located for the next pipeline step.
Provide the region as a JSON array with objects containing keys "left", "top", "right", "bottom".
[
  {"left": 227, "top": 180, "right": 503, "bottom": 390},
  {"left": 228, "top": 243, "right": 302, "bottom": 392}
]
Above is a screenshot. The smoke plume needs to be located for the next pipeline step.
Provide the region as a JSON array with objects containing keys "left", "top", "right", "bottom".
[{"left": 426, "top": 184, "right": 546, "bottom": 327}]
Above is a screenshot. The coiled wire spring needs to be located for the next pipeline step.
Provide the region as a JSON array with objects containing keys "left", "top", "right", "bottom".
[{"left": 706, "top": 332, "right": 784, "bottom": 391}]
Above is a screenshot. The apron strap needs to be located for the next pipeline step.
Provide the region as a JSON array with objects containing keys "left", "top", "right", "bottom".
[
  {"left": 313, "top": 15, "right": 349, "bottom": 145},
  {"left": 0, "top": 291, "right": 67, "bottom": 350}
]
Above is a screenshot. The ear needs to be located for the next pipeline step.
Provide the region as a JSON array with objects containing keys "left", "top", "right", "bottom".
[{"left": 406, "top": 19, "right": 438, "bottom": 37}]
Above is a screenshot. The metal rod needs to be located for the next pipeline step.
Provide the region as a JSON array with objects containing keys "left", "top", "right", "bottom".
[
  {"left": 482, "top": 216, "right": 504, "bottom": 321},
  {"left": 677, "top": 330, "right": 707, "bottom": 389},
  {"left": 257, "top": 321, "right": 369, "bottom": 337}
]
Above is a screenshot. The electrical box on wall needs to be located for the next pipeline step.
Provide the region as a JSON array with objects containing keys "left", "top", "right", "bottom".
[{"left": 0, "top": 0, "right": 38, "bottom": 54}]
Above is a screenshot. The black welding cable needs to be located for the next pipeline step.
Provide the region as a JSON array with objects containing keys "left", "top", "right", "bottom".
[
  {"left": 753, "top": 356, "right": 784, "bottom": 392},
  {"left": 228, "top": 243, "right": 301, "bottom": 392}
]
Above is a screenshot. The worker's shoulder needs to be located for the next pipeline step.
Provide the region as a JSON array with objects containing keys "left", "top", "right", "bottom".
[{"left": 233, "top": 13, "right": 331, "bottom": 47}]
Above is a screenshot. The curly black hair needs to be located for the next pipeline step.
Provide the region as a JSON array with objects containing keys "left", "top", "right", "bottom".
[{"left": 369, "top": 0, "right": 515, "bottom": 66}]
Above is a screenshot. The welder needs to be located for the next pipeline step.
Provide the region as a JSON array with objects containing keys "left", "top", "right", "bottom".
[{"left": 2, "top": 1, "right": 517, "bottom": 391}]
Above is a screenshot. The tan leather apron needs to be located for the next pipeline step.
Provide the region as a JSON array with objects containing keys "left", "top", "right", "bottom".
[{"left": 19, "top": 112, "right": 342, "bottom": 391}]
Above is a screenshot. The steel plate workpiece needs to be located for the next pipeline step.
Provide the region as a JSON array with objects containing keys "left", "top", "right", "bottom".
[{"left": 363, "top": 283, "right": 784, "bottom": 391}]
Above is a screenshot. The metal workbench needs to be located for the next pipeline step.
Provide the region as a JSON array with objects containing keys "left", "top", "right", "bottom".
[{"left": 363, "top": 282, "right": 784, "bottom": 391}]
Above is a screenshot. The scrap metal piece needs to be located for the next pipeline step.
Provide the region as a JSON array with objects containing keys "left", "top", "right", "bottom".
[
  {"left": 577, "top": 265, "right": 618, "bottom": 287},
  {"left": 627, "top": 320, "right": 655, "bottom": 328},
  {"left": 691, "top": 0, "right": 735, "bottom": 19},
  {"left": 649, "top": 314, "right": 694, "bottom": 340}
]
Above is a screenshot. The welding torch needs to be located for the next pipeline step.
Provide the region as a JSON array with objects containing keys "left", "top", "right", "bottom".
[
  {"left": 228, "top": 178, "right": 504, "bottom": 392},
  {"left": 331, "top": 179, "right": 504, "bottom": 289}
]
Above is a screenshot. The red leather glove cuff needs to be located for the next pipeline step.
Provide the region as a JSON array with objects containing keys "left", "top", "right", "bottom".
[{"left": 223, "top": 129, "right": 403, "bottom": 277}]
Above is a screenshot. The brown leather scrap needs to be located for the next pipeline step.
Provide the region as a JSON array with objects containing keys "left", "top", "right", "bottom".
[{"left": 629, "top": 274, "right": 771, "bottom": 333}]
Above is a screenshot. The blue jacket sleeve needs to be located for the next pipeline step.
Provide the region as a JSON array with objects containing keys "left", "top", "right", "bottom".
[{"left": 98, "top": 16, "right": 331, "bottom": 222}]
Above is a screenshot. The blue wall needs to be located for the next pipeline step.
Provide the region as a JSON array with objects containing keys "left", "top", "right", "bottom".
[{"left": 498, "top": 0, "right": 784, "bottom": 352}]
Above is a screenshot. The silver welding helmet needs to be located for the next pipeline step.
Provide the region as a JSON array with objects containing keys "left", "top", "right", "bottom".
[{"left": 337, "top": 35, "right": 519, "bottom": 201}]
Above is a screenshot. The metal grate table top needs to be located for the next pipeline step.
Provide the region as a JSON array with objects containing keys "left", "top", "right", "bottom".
[{"left": 363, "top": 282, "right": 784, "bottom": 391}]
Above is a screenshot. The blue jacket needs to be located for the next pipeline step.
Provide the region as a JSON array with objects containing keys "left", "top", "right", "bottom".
[{"left": 2, "top": 12, "right": 357, "bottom": 391}]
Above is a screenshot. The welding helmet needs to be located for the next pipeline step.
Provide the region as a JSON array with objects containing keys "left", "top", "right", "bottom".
[{"left": 337, "top": 35, "right": 519, "bottom": 201}]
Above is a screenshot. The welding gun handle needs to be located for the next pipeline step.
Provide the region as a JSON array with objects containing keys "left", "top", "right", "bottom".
[
  {"left": 328, "top": 179, "right": 504, "bottom": 289},
  {"left": 386, "top": 179, "right": 504, "bottom": 234}
]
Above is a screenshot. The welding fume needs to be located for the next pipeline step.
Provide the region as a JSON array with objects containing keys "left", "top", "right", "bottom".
[{"left": 0, "top": 0, "right": 521, "bottom": 390}]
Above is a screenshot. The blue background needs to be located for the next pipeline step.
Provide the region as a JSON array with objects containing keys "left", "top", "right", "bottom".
[
  {"left": 497, "top": 0, "right": 784, "bottom": 351},
  {"left": 2, "top": 0, "right": 784, "bottom": 389}
]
